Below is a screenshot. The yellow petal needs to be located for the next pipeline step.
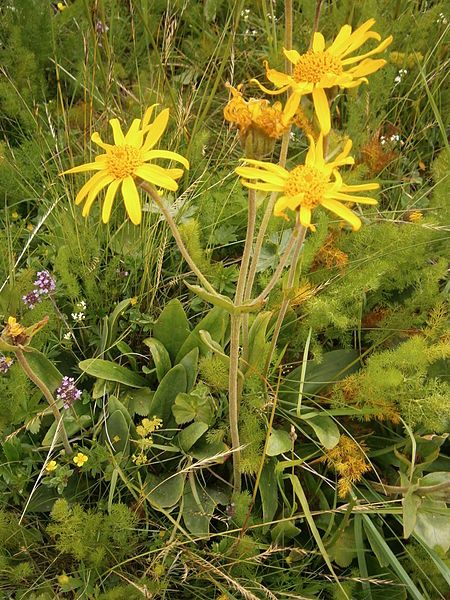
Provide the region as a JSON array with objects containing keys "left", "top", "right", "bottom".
[
  {"left": 61, "top": 161, "right": 106, "bottom": 175},
  {"left": 299, "top": 205, "right": 312, "bottom": 228},
  {"left": 236, "top": 166, "right": 286, "bottom": 187},
  {"left": 315, "top": 132, "right": 325, "bottom": 167},
  {"left": 312, "top": 87, "right": 331, "bottom": 135},
  {"left": 91, "top": 132, "right": 113, "bottom": 151},
  {"left": 305, "top": 135, "right": 316, "bottom": 166},
  {"left": 320, "top": 198, "right": 362, "bottom": 230},
  {"left": 109, "top": 118, "right": 125, "bottom": 144},
  {"left": 312, "top": 32, "right": 325, "bottom": 53},
  {"left": 74, "top": 171, "right": 107, "bottom": 205},
  {"left": 264, "top": 61, "right": 294, "bottom": 88},
  {"left": 141, "top": 109, "right": 170, "bottom": 151},
  {"left": 283, "top": 48, "right": 301, "bottom": 64},
  {"left": 340, "top": 182, "right": 379, "bottom": 192},
  {"left": 341, "top": 18, "right": 377, "bottom": 54},
  {"left": 141, "top": 104, "right": 159, "bottom": 129},
  {"left": 347, "top": 58, "right": 386, "bottom": 78},
  {"left": 102, "top": 179, "right": 121, "bottom": 223},
  {"left": 250, "top": 78, "right": 289, "bottom": 96},
  {"left": 82, "top": 175, "right": 114, "bottom": 217},
  {"left": 240, "top": 181, "right": 285, "bottom": 192},
  {"left": 122, "top": 177, "right": 142, "bottom": 225},
  {"left": 328, "top": 24, "right": 352, "bottom": 55},
  {"left": 341, "top": 30, "right": 381, "bottom": 58},
  {"left": 135, "top": 165, "right": 178, "bottom": 191},
  {"left": 341, "top": 36, "right": 393, "bottom": 65},
  {"left": 274, "top": 193, "right": 303, "bottom": 217},
  {"left": 165, "top": 168, "right": 184, "bottom": 180},
  {"left": 339, "top": 77, "right": 368, "bottom": 89},
  {"left": 142, "top": 149, "right": 189, "bottom": 170},
  {"left": 330, "top": 192, "right": 378, "bottom": 205},
  {"left": 284, "top": 91, "right": 302, "bottom": 122},
  {"left": 124, "top": 118, "right": 144, "bottom": 147},
  {"left": 240, "top": 159, "right": 289, "bottom": 179}
]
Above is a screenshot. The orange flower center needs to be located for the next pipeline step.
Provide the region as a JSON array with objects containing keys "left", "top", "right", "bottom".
[
  {"left": 293, "top": 50, "right": 343, "bottom": 83},
  {"left": 106, "top": 145, "right": 143, "bottom": 179},
  {"left": 284, "top": 165, "right": 328, "bottom": 208}
]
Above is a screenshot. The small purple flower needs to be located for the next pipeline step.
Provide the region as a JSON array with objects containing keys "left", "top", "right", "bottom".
[
  {"left": 0, "top": 355, "right": 14, "bottom": 374},
  {"left": 56, "top": 376, "right": 82, "bottom": 409},
  {"left": 34, "top": 271, "right": 56, "bottom": 295},
  {"left": 22, "top": 290, "right": 41, "bottom": 309}
]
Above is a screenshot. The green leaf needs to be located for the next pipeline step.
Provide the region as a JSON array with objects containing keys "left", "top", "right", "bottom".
[
  {"left": 106, "top": 411, "right": 130, "bottom": 455},
  {"left": 42, "top": 414, "right": 91, "bottom": 447},
  {"left": 145, "top": 472, "right": 186, "bottom": 508},
  {"left": 363, "top": 514, "right": 424, "bottom": 600},
  {"left": 25, "top": 349, "right": 63, "bottom": 393},
  {"left": 172, "top": 392, "right": 214, "bottom": 425},
  {"left": 414, "top": 498, "right": 450, "bottom": 552},
  {"left": 300, "top": 411, "right": 340, "bottom": 449},
  {"left": 107, "top": 298, "right": 132, "bottom": 349},
  {"left": 175, "top": 307, "right": 228, "bottom": 363},
  {"left": 279, "top": 349, "right": 360, "bottom": 403},
  {"left": 190, "top": 438, "right": 229, "bottom": 463},
  {"left": 402, "top": 489, "right": 421, "bottom": 539},
  {"left": 271, "top": 520, "right": 301, "bottom": 542},
  {"left": 79, "top": 358, "right": 147, "bottom": 388},
  {"left": 153, "top": 299, "right": 191, "bottom": 363},
  {"left": 260, "top": 459, "right": 278, "bottom": 532},
  {"left": 179, "top": 347, "right": 199, "bottom": 392},
  {"left": 183, "top": 482, "right": 217, "bottom": 536},
  {"left": 328, "top": 523, "right": 357, "bottom": 567},
  {"left": 143, "top": 337, "right": 172, "bottom": 382},
  {"left": 266, "top": 429, "right": 292, "bottom": 456},
  {"left": 148, "top": 364, "right": 187, "bottom": 425},
  {"left": 125, "top": 387, "right": 154, "bottom": 417},
  {"left": 178, "top": 421, "right": 208, "bottom": 453},
  {"left": 185, "top": 282, "right": 236, "bottom": 313},
  {"left": 246, "top": 311, "right": 272, "bottom": 374}
]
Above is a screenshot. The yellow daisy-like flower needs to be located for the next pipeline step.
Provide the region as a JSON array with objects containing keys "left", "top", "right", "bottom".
[
  {"left": 61, "top": 105, "right": 189, "bottom": 225},
  {"left": 236, "top": 133, "right": 379, "bottom": 231},
  {"left": 45, "top": 460, "right": 58, "bottom": 473},
  {"left": 253, "top": 19, "right": 392, "bottom": 134},
  {"left": 73, "top": 452, "right": 88, "bottom": 467}
]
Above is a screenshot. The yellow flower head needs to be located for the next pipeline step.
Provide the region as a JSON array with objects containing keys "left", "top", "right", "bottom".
[
  {"left": 236, "top": 133, "right": 379, "bottom": 231},
  {"left": 45, "top": 460, "right": 58, "bottom": 473},
  {"left": 224, "top": 84, "right": 291, "bottom": 158},
  {"left": 321, "top": 435, "right": 371, "bottom": 498},
  {"left": 136, "top": 416, "right": 163, "bottom": 438},
  {"left": 73, "top": 452, "right": 88, "bottom": 467},
  {"left": 61, "top": 105, "right": 189, "bottom": 225},
  {"left": 1, "top": 315, "right": 48, "bottom": 350},
  {"left": 408, "top": 210, "right": 423, "bottom": 223},
  {"left": 253, "top": 19, "right": 392, "bottom": 134}
]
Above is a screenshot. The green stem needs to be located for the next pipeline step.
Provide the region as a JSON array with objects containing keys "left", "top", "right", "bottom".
[
  {"left": 15, "top": 349, "right": 72, "bottom": 455},
  {"left": 264, "top": 225, "right": 307, "bottom": 376},
  {"left": 139, "top": 181, "right": 217, "bottom": 295},
  {"left": 229, "top": 189, "right": 257, "bottom": 495}
]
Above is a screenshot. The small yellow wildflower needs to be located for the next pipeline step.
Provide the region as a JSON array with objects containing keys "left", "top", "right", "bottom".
[
  {"left": 57, "top": 2, "right": 66, "bottom": 10},
  {"left": 253, "top": 19, "right": 392, "bottom": 134},
  {"left": 130, "top": 296, "right": 138, "bottom": 306},
  {"left": 26, "top": 223, "right": 33, "bottom": 232},
  {"left": 236, "top": 133, "right": 379, "bottom": 231},
  {"left": 4, "top": 317, "right": 26, "bottom": 340},
  {"left": 136, "top": 416, "right": 163, "bottom": 438},
  {"left": 1, "top": 315, "right": 48, "bottom": 349},
  {"left": 11, "top": 211, "right": 19, "bottom": 220},
  {"left": 321, "top": 435, "right": 371, "bottom": 498},
  {"left": 61, "top": 105, "right": 189, "bottom": 225},
  {"left": 45, "top": 460, "right": 58, "bottom": 473},
  {"left": 57, "top": 573, "right": 70, "bottom": 586},
  {"left": 73, "top": 452, "right": 88, "bottom": 467},
  {"left": 408, "top": 210, "right": 423, "bottom": 223}
]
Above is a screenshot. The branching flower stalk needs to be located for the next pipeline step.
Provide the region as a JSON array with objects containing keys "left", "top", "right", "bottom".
[{"left": 15, "top": 349, "right": 72, "bottom": 455}]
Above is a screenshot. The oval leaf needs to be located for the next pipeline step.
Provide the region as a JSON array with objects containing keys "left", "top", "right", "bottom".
[{"left": 79, "top": 358, "right": 147, "bottom": 388}]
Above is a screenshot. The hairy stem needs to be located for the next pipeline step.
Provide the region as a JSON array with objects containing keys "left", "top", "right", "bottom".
[
  {"left": 139, "top": 181, "right": 217, "bottom": 295},
  {"left": 264, "top": 225, "right": 307, "bottom": 376},
  {"left": 15, "top": 349, "right": 72, "bottom": 455}
]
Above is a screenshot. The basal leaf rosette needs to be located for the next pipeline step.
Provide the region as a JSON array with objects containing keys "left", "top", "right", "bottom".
[
  {"left": 252, "top": 19, "right": 393, "bottom": 134},
  {"left": 236, "top": 133, "right": 379, "bottom": 231},
  {"left": 61, "top": 106, "right": 189, "bottom": 225}
]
